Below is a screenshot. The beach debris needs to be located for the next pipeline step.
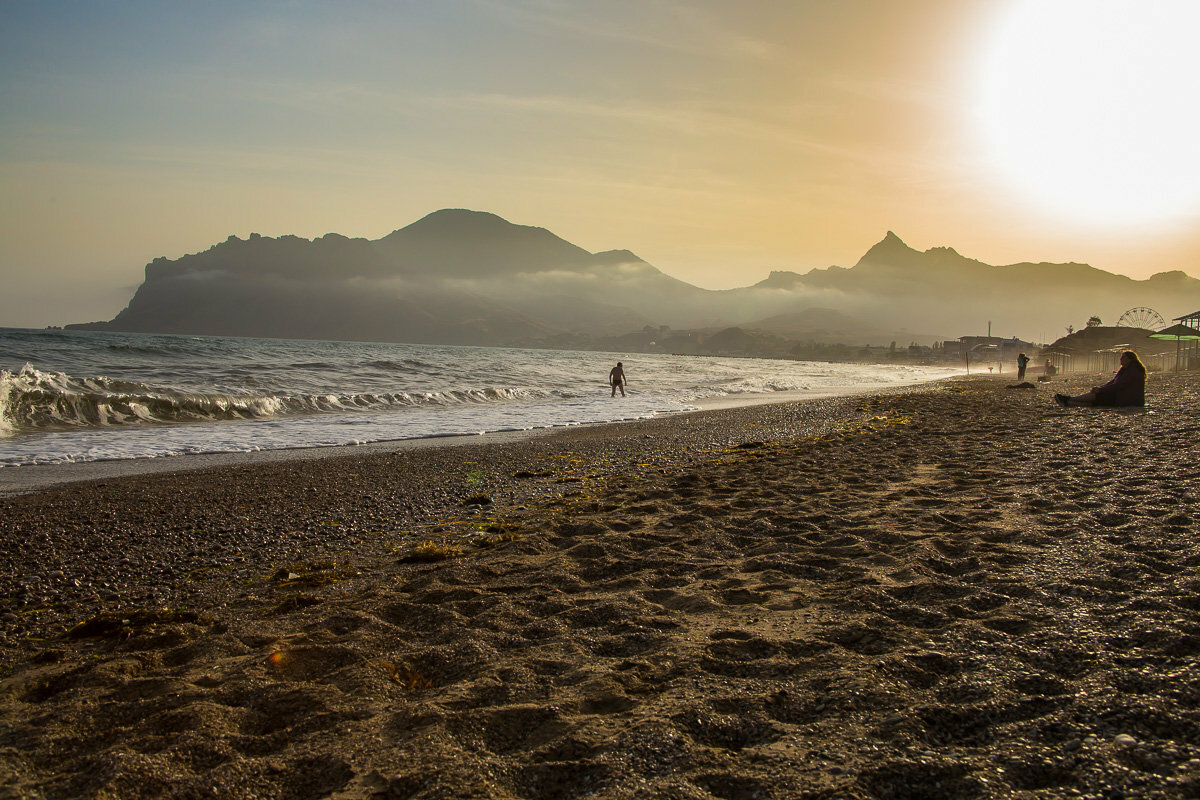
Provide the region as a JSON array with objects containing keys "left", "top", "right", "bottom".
[
  {"left": 829, "top": 413, "right": 911, "bottom": 441},
  {"left": 270, "top": 560, "right": 356, "bottom": 588},
  {"left": 379, "top": 659, "right": 434, "bottom": 692},
  {"left": 513, "top": 468, "right": 553, "bottom": 479},
  {"left": 1113, "top": 734, "right": 1138, "bottom": 748},
  {"left": 271, "top": 594, "right": 323, "bottom": 615},
  {"left": 478, "top": 529, "right": 523, "bottom": 548},
  {"left": 402, "top": 538, "right": 465, "bottom": 562}
]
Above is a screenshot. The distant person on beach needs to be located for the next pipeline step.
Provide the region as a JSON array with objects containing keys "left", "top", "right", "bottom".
[
  {"left": 609, "top": 362, "right": 626, "bottom": 397},
  {"left": 1044, "top": 358, "right": 1056, "bottom": 376},
  {"left": 1054, "top": 350, "right": 1146, "bottom": 408},
  {"left": 1017, "top": 352, "right": 1029, "bottom": 380}
]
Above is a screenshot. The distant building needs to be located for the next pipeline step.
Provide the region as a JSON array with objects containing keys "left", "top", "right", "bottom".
[
  {"left": 952, "top": 335, "right": 1037, "bottom": 364},
  {"left": 997, "top": 336, "right": 1037, "bottom": 360}
]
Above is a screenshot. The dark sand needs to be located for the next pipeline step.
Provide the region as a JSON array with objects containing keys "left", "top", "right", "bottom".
[{"left": 2, "top": 374, "right": 1199, "bottom": 799}]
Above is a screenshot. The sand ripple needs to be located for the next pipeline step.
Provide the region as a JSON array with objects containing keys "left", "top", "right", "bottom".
[{"left": 3, "top": 374, "right": 1200, "bottom": 798}]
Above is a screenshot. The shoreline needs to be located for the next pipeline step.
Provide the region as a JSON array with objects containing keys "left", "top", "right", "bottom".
[
  {"left": 0, "top": 425, "right": 570, "bottom": 499},
  {"left": 0, "top": 382, "right": 951, "bottom": 498},
  {"left": 3, "top": 373, "right": 1197, "bottom": 799}
]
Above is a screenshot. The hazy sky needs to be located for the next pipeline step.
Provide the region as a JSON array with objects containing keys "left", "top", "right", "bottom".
[{"left": 3, "top": 0, "right": 1200, "bottom": 327}]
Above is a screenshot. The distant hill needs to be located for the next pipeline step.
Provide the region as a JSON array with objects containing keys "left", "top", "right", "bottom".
[
  {"left": 70, "top": 210, "right": 1200, "bottom": 349},
  {"left": 749, "top": 231, "right": 1200, "bottom": 340},
  {"left": 736, "top": 308, "right": 887, "bottom": 344},
  {"left": 1042, "top": 325, "right": 1172, "bottom": 356}
]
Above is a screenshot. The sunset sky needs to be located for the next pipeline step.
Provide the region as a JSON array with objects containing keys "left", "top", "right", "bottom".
[{"left": 3, "top": 0, "right": 1199, "bottom": 328}]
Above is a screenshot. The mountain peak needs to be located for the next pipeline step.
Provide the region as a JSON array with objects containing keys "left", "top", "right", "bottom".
[
  {"left": 384, "top": 209, "right": 586, "bottom": 255},
  {"left": 378, "top": 208, "right": 594, "bottom": 277},
  {"left": 856, "top": 231, "right": 919, "bottom": 267},
  {"left": 393, "top": 208, "right": 514, "bottom": 238},
  {"left": 592, "top": 249, "right": 646, "bottom": 264}
]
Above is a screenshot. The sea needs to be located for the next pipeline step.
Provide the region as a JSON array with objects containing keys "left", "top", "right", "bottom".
[{"left": 0, "top": 328, "right": 961, "bottom": 468}]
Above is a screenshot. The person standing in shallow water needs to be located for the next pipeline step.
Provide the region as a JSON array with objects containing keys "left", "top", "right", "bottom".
[{"left": 609, "top": 362, "right": 626, "bottom": 397}]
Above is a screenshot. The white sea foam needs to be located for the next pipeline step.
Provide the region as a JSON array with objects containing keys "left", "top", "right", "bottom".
[{"left": 0, "top": 328, "right": 962, "bottom": 466}]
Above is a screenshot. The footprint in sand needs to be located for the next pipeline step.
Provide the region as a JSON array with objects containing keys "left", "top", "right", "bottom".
[
  {"left": 882, "top": 603, "right": 952, "bottom": 630},
  {"left": 644, "top": 588, "right": 721, "bottom": 613},
  {"left": 447, "top": 704, "right": 568, "bottom": 755},
  {"left": 578, "top": 687, "right": 637, "bottom": 715},
  {"left": 264, "top": 644, "right": 364, "bottom": 683},
  {"left": 378, "top": 600, "right": 465, "bottom": 633},
  {"left": 517, "top": 761, "right": 612, "bottom": 800},
  {"left": 276, "top": 755, "right": 355, "bottom": 800},
  {"left": 229, "top": 683, "right": 347, "bottom": 751},
  {"left": 694, "top": 774, "right": 771, "bottom": 800},
  {"left": 672, "top": 706, "right": 782, "bottom": 751},
  {"left": 586, "top": 631, "right": 666, "bottom": 658},
  {"left": 823, "top": 622, "right": 897, "bottom": 655},
  {"left": 717, "top": 586, "right": 770, "bottom": 605},
  {"left": 858, "top": 757, "right": 984, "bottom": 798}
]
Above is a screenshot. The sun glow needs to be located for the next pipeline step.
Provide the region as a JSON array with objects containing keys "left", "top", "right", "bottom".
[{"left": 975, "top": 0, "right": 1200, "bottom": 227}]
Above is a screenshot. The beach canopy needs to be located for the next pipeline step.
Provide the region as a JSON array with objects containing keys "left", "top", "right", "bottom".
[
  {"left": 1149, "top": 324, "right": 1200, "bottom": 371},
  {"left": 1149, "top": 323, "right": 1200, "bottom": 341}
]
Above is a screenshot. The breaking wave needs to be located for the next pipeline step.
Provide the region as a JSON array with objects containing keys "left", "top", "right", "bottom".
[
  {"left": 0, "top": 329, "right": 964, "bottom": 464},
  {"left": 0, "top": 364, "right": 555, "bottom": 436}
]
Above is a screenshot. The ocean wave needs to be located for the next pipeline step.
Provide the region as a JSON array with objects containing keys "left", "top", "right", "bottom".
[
  {"left": 288, "top": 361, "right": 339, "bottom": 370},
  {"left": 0, "top": 365, "right": 555, "bottom": 436},
  {"left": 707, "top": 378, "right": 812, "bottom": 395},
  {"left": 105, "top": 343, "right": 189, "bottom": 356},
  {"left": 360, "top": 358, "right": 438, "bottom": 370}
]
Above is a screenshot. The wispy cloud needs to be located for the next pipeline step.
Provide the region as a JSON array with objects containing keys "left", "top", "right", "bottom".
[
  {"left": 470, "top": 0, "right": 791, "bottom": 64},
  {"left": 431, "top": 91, "right": 844, "bottom": 154},
  {"left": 470, "top": 0, "right": 707, "bottom": 55}
]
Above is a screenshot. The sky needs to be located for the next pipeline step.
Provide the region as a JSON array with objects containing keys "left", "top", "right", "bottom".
[{"left": 3, "top": 0, "right": 1200, "bottom": 328}]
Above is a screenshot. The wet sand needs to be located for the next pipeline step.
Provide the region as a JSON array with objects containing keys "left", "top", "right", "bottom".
[{"left": 2, "top": 374, "right": 1199, "bottom": 799}]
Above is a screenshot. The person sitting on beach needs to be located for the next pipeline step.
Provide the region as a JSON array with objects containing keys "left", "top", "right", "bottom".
[
  {"left": 1054, "top": 350, "right": 1146, "bottom": 408},
  {"left": 609, "top": 362, "right": 626, "bottom": 397}
]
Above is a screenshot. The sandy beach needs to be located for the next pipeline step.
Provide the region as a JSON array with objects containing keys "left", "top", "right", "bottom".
[{"left": 2, "top": 373, "right": 1199, "bottom": 799}]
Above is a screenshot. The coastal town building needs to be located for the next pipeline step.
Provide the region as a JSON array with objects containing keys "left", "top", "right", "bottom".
[{"left": 943, "top": 335, "right": 1037, "bottom": 369}]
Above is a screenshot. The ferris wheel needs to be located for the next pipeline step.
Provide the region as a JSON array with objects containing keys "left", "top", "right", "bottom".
[{"left": 1116, "top": 307, "right": 1165, "bottom": 330}]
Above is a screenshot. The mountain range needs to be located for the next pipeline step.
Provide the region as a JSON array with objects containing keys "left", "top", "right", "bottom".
[{"left": 69, "top": 209, "right": 1200, "bottom": 351}]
